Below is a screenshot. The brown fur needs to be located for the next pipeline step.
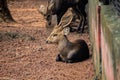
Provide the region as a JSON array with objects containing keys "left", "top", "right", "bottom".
[{"left": 56, "top": 35, "right": 89, "bottom": 63}]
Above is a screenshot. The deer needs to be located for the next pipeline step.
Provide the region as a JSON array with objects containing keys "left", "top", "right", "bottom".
[
  {"left": 46, "top": 8, "right": 89, "bottom": 63},
  {"left": 39, "top": 0, "right": 88, "bottom": 33}
]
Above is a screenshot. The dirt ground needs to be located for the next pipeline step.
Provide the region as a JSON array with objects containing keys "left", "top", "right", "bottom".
[{"left": 0, "top": 0, "right": 95, "bottom": 80}]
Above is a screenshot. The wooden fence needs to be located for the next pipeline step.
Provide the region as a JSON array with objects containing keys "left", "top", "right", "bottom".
[{"left": 88, "top": 0, "right": 120, "bottom": 80}]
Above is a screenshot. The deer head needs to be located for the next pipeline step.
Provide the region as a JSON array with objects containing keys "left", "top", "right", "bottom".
[
  {"left": 46, "top": 8, "right": 73, "bottom": 44},
  {"left": 39, "top": 1, "right": 54, "bottom": 27},
  {"left": 39, "top": 1, "right": 54, "bottom": 16}
]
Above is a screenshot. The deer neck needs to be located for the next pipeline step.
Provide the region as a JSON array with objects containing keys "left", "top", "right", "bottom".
[{"left": 58, "top": 35, "right": 70, "bottom": 51}]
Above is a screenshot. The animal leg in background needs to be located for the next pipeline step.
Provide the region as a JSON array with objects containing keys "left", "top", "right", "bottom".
[{"left": 73, "top": 6, "right": 84, "bottom": 33}]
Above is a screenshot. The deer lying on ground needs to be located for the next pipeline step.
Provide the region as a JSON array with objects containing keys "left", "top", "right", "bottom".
[{"left": 46, "top": 8, "right": 89, "bottom": 63}]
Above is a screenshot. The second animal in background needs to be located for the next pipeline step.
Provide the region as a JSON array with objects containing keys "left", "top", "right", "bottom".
[{"left": 39, "top": 0, "right": 88, "bottom": 33}]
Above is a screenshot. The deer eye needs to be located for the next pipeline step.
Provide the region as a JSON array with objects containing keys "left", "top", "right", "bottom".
[
  {"left": 46, "top": 15, "right": 51, "bottom": 20},
  {"left": 53, "top": 34, "right": 57, "bottom": 37}
]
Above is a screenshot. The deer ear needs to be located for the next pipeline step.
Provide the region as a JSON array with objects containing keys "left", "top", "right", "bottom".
[
  {"left": 47, "top": 0, "right": 54, "bottom": 11},
  {"left": 48, "top": 3, "right": 54, "bottom": 10},
  {"left": 58, "top": 8, "right": 73, "bottom": 29},
  {"left": 39, "top": 5, "right": 46, "bottom": 15},
  {"left": 63, "top": 27, "right": 70, "bottom": 35}
]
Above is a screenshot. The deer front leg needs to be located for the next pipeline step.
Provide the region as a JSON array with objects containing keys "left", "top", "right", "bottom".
[{"left": 56, "top": 54, "right": 62, "bottom": 62}]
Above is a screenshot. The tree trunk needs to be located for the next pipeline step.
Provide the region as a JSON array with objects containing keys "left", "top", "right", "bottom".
[{"left": 0, "top": 0, "right": 14, "bottom": 22}]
